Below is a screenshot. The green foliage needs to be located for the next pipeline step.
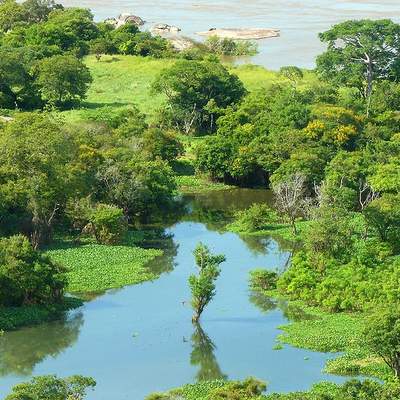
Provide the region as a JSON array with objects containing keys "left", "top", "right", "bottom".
[
  {"left": 87, "top": 203, "right": 128, "bottom": 245},
  {"left": 45, "top": 243, "right": 162, "bottom": 292},
  {"left": 0, "top": 235, "right": 66, "bottom": 307},
  {"left": 230, "top": 204, "right": 278, "bottom": 233},
  {"left": 205, "top": 36, "right": 258, "bottom": 56},
  {"left": 0, "top": 297, "right": 81, "bottom": 331},
  {"left": 142, "top": 128, "right": 183, "bottom": 163},
  {"left": 5, "top": 375, "right": 96, "bottom": 400},
  {"left": 153, "top": 59, "right": 246, "bottom": 134},
  {"left": 317, "top": 19, "right": 400, "bottom": 115},
  {"left": 189, "top": 243, "right": 226, "bottom": 322},
  {"left": 249, "top": 269, "right": 278, "bottom": 291},
  {"left": 35, "top": 54, "right": 92, "bottom": 108},
  {"left": 364, "top": 306, "right": 400, "bottom": 377},
  {"left": 0, "top": 113, "right": 76, "bottom": 248},
  {"left": 146, "top": 378, "right": 266, "bottom": 400}
]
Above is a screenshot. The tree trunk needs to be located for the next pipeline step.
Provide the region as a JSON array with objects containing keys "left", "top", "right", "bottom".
[
  {"left": 365, "top": 61, "right": 373, "bottom": 118},
  {"left": 291, "top": 218, "right": 298, "bottom": 235}
]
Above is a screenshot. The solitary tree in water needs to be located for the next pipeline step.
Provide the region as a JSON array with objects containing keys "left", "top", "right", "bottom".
[{"left": 189, "top": 243, "right": 226, "bottom": 323}]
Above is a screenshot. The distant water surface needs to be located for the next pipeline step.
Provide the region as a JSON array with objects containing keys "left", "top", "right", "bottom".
[{"left": 61, "top": 0, "right": 399, "bottom": 68}]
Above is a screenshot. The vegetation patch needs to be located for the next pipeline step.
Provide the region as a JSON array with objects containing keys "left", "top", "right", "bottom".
[
  {"left": 176, "top": 175, "right": 234, "bottom": 194},
  {"left": 45, "top": 244, "right": 162, "bottom": 293},
  {"left": 0, "top": 297, "right": 82, "bottom": 331},
  {"left": 276, "top": 303, "right": 390, "bottom": 379}
]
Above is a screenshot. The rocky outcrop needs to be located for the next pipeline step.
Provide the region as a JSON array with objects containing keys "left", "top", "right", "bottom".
[
  {"left": 105, "top": 13, "right": 145, "bottom": 29},
  {"left": 151, "top": 23, "right": 181, "bottom": 34},
  {"left": 168, "top": 37, "right": 194, "bottom": 51},
  {"left": 197, "top": 28, "right": 280, "bottom": 40}
]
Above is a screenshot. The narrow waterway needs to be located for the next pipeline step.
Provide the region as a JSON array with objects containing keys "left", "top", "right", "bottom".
[
  {"left": 0, "top": 189, "right": 348, "bottom": 399},
  {"left": 60, "top": 0, "right": 400, "bottom": 69}
]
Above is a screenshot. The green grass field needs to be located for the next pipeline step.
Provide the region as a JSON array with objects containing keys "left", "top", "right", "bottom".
[{"left": 63, "top": 55, "right": 317, "bottom": 123}]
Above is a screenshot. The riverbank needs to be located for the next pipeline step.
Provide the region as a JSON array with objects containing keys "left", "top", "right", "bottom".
[{"left": 0, "top": 297, "right": 82, "bottom": 332}]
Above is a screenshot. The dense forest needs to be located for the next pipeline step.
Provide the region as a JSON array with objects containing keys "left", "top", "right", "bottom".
[{"left": 1, "top": 1, "right": 400, "bottom": 399}]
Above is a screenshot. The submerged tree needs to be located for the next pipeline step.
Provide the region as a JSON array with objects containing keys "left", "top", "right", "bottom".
[{"left": 188, "top": 243, "right": 226, "bottom": 323}]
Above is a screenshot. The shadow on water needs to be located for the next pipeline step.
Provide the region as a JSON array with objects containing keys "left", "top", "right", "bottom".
[
  {"left": 190, "top": 323, "right": 227, "bottom": 382},
  {"left": 0, "top": 311, "right": 84, "bottom": 377}
]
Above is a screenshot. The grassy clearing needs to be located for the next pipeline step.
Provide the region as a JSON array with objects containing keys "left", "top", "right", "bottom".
[
  {"left": 231, "top": 64, "right": 318, "bottom": 92},
  {"left": 62, "top": 55, "right": 318, "bottom": 123},
  {"left": 62, "top": 55, "right": 175, "bottom": 122},
  {"left": 45, "top": 243, "right": 162, "bottom": 293},
  {"left": 0, "top": 297, "right": 82, "bottom": 331}
]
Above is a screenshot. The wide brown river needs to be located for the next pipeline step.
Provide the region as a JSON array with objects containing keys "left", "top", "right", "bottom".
[{"left": 61, "top": 0, "right": 399, "bottom": 68}]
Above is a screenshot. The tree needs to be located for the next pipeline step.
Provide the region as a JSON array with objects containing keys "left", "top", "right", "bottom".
[
  {"left": 0, "top": 235, "right": 66, "bottom": 307},
  {"left": 364, "top": 194, "right": 400, "bottom": 243},
  {"left": 279, "top": 66, "right": 303, "bottom": 89},
  {"left": 272, "top": 173, "right": 307, "bottom": 235},
  {"left": 5, "top": 375, "right": 96, "bottom": 400},
  {"left": 87, "top": 203, "right": 128, "bottom": 245},
  {"left": 142, "top": 128, "right": 183, "bottom": 163},
  {"left": 0, "top": 113, "right": 77, "bottom": 248},
  {"left": 317, "top": 20, "right": 400, "bottom": 116},
  {"left": 0, "top": 47, "right": 39, "bottom": 109},
  {"left": 364, "top": 306, "right": 400, "bottom": 378},
  {"left": 0, "top": 0, "right": 25, "bottom": 33},
  {"left": 152, "top": 59, "right": 246, "bottom": 133},
  {"left": 22, "top": 0, "right": 62, "bottom": 23},
  {"left": 35, "top": 54, "right": 92, "bottom": 108},
  {"left": 189, "top": 243, "right": 226, "bottom": 323}
]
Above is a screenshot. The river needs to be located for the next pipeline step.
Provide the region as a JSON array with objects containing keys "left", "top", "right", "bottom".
[
  {"left": 60, "top": 0, "right": 399, "bottom": 69},
  {"left": 0, "top": 189, "right": 350, "bottom": 400}
]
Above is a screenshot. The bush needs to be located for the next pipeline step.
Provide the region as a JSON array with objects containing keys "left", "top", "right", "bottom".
[
  {"left": 249, "top": 269, "right": 278, "bottom": 291},
  {"left": 233, "top": 204, "right": 278, "bottom": 232},
  {"left": 88, "top": 204, "right": 128, "bottom": 245},
  {"left": 0, "top": 235, "right": 67, "bottom": 307},
  {"left": 205, "top": 36, "right": 258, "bottom": 56}
]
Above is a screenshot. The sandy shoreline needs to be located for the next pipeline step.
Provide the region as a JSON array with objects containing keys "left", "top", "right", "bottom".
[{"left": 196, "top": 28, "right": 280, "bottom": 40}]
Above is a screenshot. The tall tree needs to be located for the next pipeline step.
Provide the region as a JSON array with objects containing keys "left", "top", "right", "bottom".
[{"left": 317, "top": 19, "right": 400, "bottom": 116}]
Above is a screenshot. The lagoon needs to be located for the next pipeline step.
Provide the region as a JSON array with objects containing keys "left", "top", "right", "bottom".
[{"left": 0, "top": 190, "right": 350, "bottom": 400}]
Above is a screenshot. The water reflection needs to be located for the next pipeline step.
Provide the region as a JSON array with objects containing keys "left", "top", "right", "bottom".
[
  {"left": 141, "top": 228, "right": 179, "bottom": 276},
  {"left": 190, "top": 323, "right": 227, "bottom": 382},
  {"left": 249, "top": 291, "right": 317, "bottom": 323},
  {"left": 0, "top": 312, "right": 83, "bottom": 376},
  {"left": 249, "top": 291, "right": 278, "bottom": 314}
]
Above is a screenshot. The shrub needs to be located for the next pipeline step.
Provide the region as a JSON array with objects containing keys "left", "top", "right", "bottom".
[
  {"left": 233, "top": 204, "right": 278, "bottom": 232},
  {"left": 0, "top": 235, "right": 66, "bottom": 307},
  {"left": 249, "top": 269, "right": 278, "bottom": 291},
  {"left": 88, "top": 204, "right": 128, "bottom": 245}
]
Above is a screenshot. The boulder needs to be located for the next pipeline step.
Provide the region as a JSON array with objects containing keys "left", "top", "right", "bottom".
[
  {"left": 152, "top": 23, "right": 181, "bottom": 34},
  {"left": 105, "top": 13, "right": 145, "bottom": 28},
  {"left": 168, "top": 37, "right": 194, "bottom": 51}
]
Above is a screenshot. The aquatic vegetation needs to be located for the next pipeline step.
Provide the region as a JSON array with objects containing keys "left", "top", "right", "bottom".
[{"left": 46, "top": 244, "right": 162, "bottom": 293}]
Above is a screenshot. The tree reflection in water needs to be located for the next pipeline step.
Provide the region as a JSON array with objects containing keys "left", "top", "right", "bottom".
[
  {"left": 190, "top": 323, "right": 227, "bottom": 382},
  {"left": 0, "top": 311, "right": 83, "bottom": 376}
]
